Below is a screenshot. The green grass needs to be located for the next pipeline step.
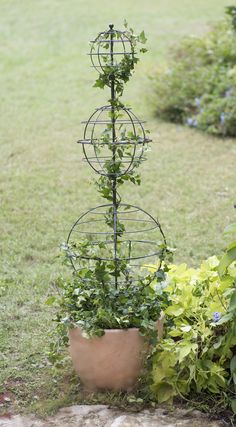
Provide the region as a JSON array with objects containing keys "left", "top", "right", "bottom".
[{"left": 0, "top": 0, "right": 235, "bottom": 416}]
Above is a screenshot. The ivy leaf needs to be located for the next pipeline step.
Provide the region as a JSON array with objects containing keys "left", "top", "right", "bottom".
[
  {"left": 178, "top": 343, "right": 197, "bottom": 363},
  {"left": 156, "top": 269, "right": 165, "bottom": 281},
  {"left": 123, "top": 19, "right": 128, "bottom": 29},
  {"left": 139, "top": 30, "right": 147, "bottom": 44},
  {"left": 218, "top": 244, "right": 236, "bottom": 277},
  {"left": 233, "top": 373, "right": 236, "bottom": 385},
  {"left": 93, "top": 78, "right": 105, "bottom": 89},
  {"left": 231, "top": 399, "right": 236, "bottom": 414},
  {"left": 156, "top": 382, "right": 174, "bottom": 403},
  {"left": 229, "top": 290, "right": 236, "bottom": 311},
  {"left": 180, "top": 325, "right": 192, "bottom": 333},
  {"left": 224, "top": 223, "right": 236, "bottom": 235},
  {"left": 230, "top": 355, "right": 236, "bottom": 374},
  {"left": 165, "top": 305, "right": 184, "bottom": 316}
]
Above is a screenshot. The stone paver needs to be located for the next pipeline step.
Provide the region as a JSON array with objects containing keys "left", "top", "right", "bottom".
[{"left": 0, "top": 405, "right": 226, "bottom": 427}]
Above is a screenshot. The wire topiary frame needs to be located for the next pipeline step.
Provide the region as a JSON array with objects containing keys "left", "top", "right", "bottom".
[{"left": 67, "top": 24, "right": 166, "bottom": 288}]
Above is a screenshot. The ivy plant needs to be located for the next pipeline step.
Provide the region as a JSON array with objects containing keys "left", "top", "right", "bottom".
[
  {"left": 63, "top": 21, "right": 168, "bottom": 284},
  {"left": 92, "top": 20, "right": 147, "bottom": 98}
]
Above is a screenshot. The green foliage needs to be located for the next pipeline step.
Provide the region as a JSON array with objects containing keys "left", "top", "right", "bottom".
[
  {"left": 65, "top": 21, "right": 151, "bottom": 294},
  {"left": 49, "top": 238, "right": 170, "bottom": 340},
  {"left": 46, "top": 252, "right": 168, "bottom": 362},
  {"left": 86, "top": 21, "right": 150, "bottom": 260},
  {"left": 92, "top": 23, "right": 149, "bottom": 207},
  {"left": 153, "top": 13, "right": 236, "bottom": 136},
  {"left": 218, "top": 223, "right": 236, "bottom": 277},
  {"left": 93, "top": 22, "right": 148, "bottom": 98},
  {"left": 217, "top": 221, "right": 236, "bottom": 414},
  {"left": 62, "top": 23, "right": 155, "bottom": 283},
  {"left": 48, "top": 273, "right": 162, "bottom": 339},
  {"left": 226, "top": 6, "right": 236, "bottom": 31},
  {"left": 150, "top": 255, "right": 236, "bottom": 413}
]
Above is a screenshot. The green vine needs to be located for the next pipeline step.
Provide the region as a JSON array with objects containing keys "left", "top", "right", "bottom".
[
  {"left": 64, "top": 22, "right": 167, "bottom": 281},
  {"left": 93, "top": 21, "right": 147, "bottom": 98}
]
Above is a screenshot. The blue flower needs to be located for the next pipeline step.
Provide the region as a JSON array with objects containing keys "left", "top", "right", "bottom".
[
  {"left": 187, "top": 117, "right": 198, "bottom": 127},
  {"left": 195, "top": 97, "right": 201, "bottom": 107},
  {"left": 220, "top": 113, "right": 225, "bottom": 124},
  {"left": 186, "top": 117, "right": 194, "bottom": 126},
  {"left": 212, "top": 312, "right": 221, "bottom": 322},
  {"left": 225, "top": 88, "right": 233, "bottom": 98}
]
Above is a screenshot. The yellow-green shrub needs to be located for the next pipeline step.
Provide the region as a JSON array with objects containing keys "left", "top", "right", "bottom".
[{"left": 149, "top": 256, "right": 236, "bottom": 411}]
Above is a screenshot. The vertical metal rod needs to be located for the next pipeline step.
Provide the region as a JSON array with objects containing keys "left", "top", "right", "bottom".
[{"left": 109, "top": 24, "right": 118, "bottom": 288}]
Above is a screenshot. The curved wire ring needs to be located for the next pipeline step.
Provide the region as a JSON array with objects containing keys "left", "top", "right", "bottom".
[
  {"left": 71, "top": 217, "right": 159, "bottom": 235},
  {"left": 81, "top": 105, "right": 148, "bottom": 178},
  {"left": 92, "top": 105, "right": 138, "bottom": 177},
  {"left": 128, "top": 109, "right": 147, "bottom": 162},
  {"left": 90, "top": 106, "right": 109, "bottom": 175},
  {"left": 82, "top": 106, "right": 108, "bottom": 175},
  {"left": 67, "top": 202, "right": 166, "bottom": 271},
  {"left": 90, "top": 29, "right": 134, "bottom": 74}
]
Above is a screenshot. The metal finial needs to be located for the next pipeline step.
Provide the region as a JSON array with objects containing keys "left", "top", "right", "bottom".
[{"left": 109, "top": 24, "right": 114, "bottom": 30}]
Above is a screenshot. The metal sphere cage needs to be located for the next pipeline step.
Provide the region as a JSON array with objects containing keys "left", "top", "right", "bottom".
[
  {"left": 90, "top": 24, "right": 135, "bottom": 74},
  {"left": 67, "top": 24, "right": 166, "bottom": 287},
  {"left": 78, "top": 105, "right": 151, "bottom": 177},
  {"left": 67, "top": 204, "right": 166, "bottom": 284}
]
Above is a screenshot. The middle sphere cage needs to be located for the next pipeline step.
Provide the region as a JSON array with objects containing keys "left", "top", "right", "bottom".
[{"left": 78, "top": 105, "right": 151, "bottom": 177}]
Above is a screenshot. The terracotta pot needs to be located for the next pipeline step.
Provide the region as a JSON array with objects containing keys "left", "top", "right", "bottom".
[{"left": 69, "top": 316, "right": 164, "bottom": 392}]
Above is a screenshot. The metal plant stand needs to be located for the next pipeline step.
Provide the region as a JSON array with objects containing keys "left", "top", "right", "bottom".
[{"left": 67, "top": 24, "right": 166, "bottom": 288}]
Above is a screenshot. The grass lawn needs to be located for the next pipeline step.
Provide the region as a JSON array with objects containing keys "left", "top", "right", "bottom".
[{"left": 0, "top": 0, "right": 235, "bottom": 416}]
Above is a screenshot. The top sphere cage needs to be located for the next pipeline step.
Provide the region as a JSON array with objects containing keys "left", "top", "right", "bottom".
[{"left": 89, "top": 24, "right": 135, "bottom": 74}]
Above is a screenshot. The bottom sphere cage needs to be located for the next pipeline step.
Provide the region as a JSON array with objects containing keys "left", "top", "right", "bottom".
[{"left": 66, "top": 203, "right": 166, "bottom": 286}]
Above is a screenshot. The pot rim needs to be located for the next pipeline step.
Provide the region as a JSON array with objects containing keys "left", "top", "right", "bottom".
[
  {"left": 70, "top": 325, "right": 141, "bottom": 332},
  {"left": 69, "top": 312, "right": 164, "bottom": 333}
]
